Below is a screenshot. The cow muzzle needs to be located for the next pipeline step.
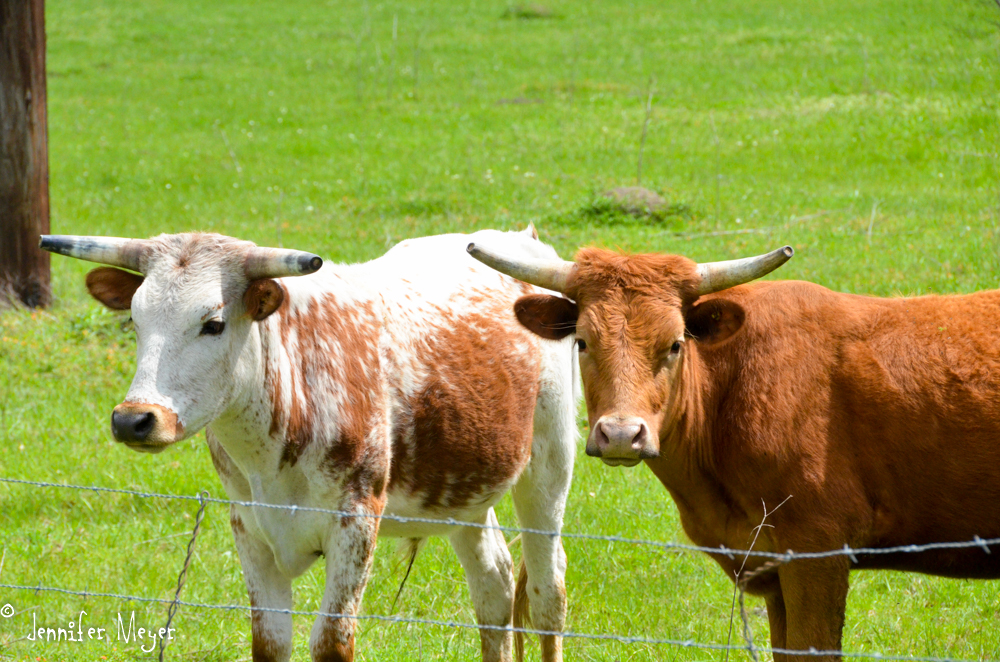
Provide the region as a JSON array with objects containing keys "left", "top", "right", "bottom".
[
  {"left": 111, "top": 403, "right": 184, "bottom": 453},
  {"left": 586, "top": 416, "right": 658, "bottom": 467}
]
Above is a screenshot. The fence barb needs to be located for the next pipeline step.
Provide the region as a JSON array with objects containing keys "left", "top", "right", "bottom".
[
  {"left": 3, "top": 476, "right": 998, "bottom": 562},
  {"left": 158, "top": 491, "right": 208, "bottom": 662},
  {"left": 0, "top": 581, "right": 992, "bottom": 662},
  {"left": 737, "top": 554, "right": 791, "bottom": 589}
]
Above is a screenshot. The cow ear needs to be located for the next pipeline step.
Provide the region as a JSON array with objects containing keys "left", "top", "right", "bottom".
[
  {"left": 86, "top": 267, "right": 144, "bottom": 310},
  {"left": 244, "top": 279, "right": 285, "bottom": 321},
  {"left": 514, "top": 294, "right": 578, "bottom": 340},
  {"left": 685, "top": 298, "right": 746, "bottom": 346}
]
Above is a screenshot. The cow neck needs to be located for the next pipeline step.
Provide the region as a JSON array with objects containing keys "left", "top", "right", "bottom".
[
  {"left": 206, "top": 316, "right": 281, "bottom": 474},
  {"left": 644, "top": 341, "right": 745, "bottom": 551},
  {"left": 212, "top": 272, "right": 386, "bottom": 486}
]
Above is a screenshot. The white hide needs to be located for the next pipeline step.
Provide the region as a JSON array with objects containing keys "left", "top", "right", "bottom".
[{"left": 119, "top": 229, "right": 577, "bottom": 662}]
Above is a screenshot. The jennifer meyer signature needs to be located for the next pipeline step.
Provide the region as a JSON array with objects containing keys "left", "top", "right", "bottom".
[{"left": 1, "top": 603, "right": 175, "bottom": 653}]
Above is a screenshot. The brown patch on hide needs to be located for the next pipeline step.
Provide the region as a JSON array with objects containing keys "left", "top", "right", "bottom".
[
  {"left": 263, "top": 318, "right": 286, "bottom": 441},
  {"left": 206, "top": 430, "right": 238, "bottom": 479},
  {"left": 312, "top": 629, "right": 355, "bottom": 662},
  {"left": 343, "top": 491, "right": 387, "bottom": 530},
  {"left": 331, "top": 440, "right": 389, "bottom": 506},
  {"left": 247, "top": 574, "right": 290, "bottom": 662},
  {"left": 175, "top": 239, "right": 199, "bottom": 269},
  {"left": 86, "top": 267, "right": 144, "bottom": 310},
  {"left": 263, "top": 296, "right": 381, "bottom": 473},
  {"left": 250, "top": 614, "right": 288, "bottom": 662},
  {"left": 390, "top": 301, "right": 540, "bottom": 509},
  {"left": 230, "top": 509, "right": 246, "bottom": 534}
]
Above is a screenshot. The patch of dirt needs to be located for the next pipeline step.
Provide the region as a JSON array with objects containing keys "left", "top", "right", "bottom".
[{"left": 600, "top": 187, "right": 669, "bottom": 216}]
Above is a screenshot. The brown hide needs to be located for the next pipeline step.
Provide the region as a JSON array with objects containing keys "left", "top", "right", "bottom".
[
  {"left": 388, "top": 302, "right": 539, "bottom": 510},
  {"left": 547, "top": 248, "right": 1000, "bottom": 659},
  {"left": 261, "top": 292, "right": 539, "bottom": 513}
]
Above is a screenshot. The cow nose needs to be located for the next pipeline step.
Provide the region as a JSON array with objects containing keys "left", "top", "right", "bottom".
[
  {"left": 587, "top": 416, "right": 654, "bottom": 461},
  {"left": 597, "top": 420, "right": 646, "bottom": 451},
  {"left": 112, "top": 409, "right": 156, "bottom": 442}
]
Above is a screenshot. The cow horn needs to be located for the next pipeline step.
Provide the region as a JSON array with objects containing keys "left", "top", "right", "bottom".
[
  {"left": 39, "top": 235, "right": 149, "bottom": 273},
  {"left": 467, "top": 242, "right": 574, "bottom": 294},
  {"left": 695, "top": 245, "right": 794, "bottom": 295},
  {"left": 244, "top": 247, "right": 323, "bottom": 280}
]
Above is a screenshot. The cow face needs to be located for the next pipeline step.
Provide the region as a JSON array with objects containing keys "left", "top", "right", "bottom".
[
  {"left": 575, "top": 294, "right": 688, "bottom": 466},
  {"left": 42, "top": 233, "right": 320, "bottom": 454},
  {"left": 514, "top": 249, "right": 744, "bottom": 467},
  {"left": 467, "top": 240, "right": 790, "bottom": 467},
  {"left": 91, "top": 250, "right": 283, "bottom": 453}
]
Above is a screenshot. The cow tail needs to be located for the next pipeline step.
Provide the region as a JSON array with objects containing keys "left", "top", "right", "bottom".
[
  {"left": 390, "top": 538, "right": 422, "bottom": 614},
  {"left": 513, "top": 559, "right": 531, "bottom": 662}
]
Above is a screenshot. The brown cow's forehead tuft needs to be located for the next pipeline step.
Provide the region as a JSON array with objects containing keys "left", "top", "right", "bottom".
[
  {"left": 578, "top": 295, "right": 685, "bottom": 349},
  {"left": 568, "top": 247, "right": 701, "bottom": 304}
]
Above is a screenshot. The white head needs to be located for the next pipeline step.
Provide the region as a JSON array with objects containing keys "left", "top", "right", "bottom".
[{"left": 41, "top": 233, "right": 322, "bottom": 453}]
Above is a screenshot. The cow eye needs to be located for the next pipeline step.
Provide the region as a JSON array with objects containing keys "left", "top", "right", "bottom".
[
  {"left": 201, "top": 320, "right": 226, "bottom": 336},
  {"left": 670, "top": 341, "right": 682, "bottom": 354},
  {"left": 577, "top": 338, "right": 587, "bottom": 352}
]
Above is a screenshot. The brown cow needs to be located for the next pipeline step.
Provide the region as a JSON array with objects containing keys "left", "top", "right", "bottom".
[{"left": 467, "top": 241, "right": 1000, "bottom": 660}]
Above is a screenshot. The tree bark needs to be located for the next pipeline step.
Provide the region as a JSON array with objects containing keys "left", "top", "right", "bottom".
[{"left": 0, "top": 0, "right": 50, "bottom": 308}]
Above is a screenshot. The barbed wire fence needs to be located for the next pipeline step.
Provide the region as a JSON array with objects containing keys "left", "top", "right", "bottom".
[{"left": 0, "top": 476, "right": 997, "bottom": 662}]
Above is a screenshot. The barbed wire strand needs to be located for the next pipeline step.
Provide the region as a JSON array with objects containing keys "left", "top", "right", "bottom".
[
  {"left": 1, "top": 474, "right": 997, "bottom": 662},
  {"left": 0, "top": 582, "right": 991, "bottom": 662},
  {"left": 157, "top": 491, "right": 208, "bottom": 662},
  {"left": 3, "top": 476, "right": 999, "bottom": 562}
]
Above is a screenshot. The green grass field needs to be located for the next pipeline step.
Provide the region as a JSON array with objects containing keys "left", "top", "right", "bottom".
[{"left": 2, "top": 0, "right": 1000, "bottom": 659}]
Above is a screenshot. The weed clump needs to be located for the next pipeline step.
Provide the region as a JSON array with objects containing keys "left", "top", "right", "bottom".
[
  {"left": 571, "top": 187, "right": 693, "bottom": 226},
  {"left": 501, "top": 5, "right": 557, "bottom": 20}
]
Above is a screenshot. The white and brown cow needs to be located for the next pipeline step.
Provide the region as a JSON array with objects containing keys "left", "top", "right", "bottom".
[{"left": 42, "top": 227, "right": 578, "bottom": 662}]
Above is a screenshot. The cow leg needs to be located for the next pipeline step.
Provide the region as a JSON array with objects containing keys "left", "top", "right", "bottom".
[
  {"left": 310, "top": 500, "right": 383, "bottom": 662},
  {"left": 764, "top": 589, "right": 788, "bottom": 662},
  {"left": 450, "top": 508, "right": 516, "bottom": 662},
  {"left": 778, "top": 557, "right": 849, "bottom": 661},
  {"left": 231, "top": 507, "right": 294, "bottom": 662},
  {"left": 509, "top": 400, "right": 574, "bottom": 662}
]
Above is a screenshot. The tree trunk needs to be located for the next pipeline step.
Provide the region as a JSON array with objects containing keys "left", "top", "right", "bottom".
[{"left": 0, "top": 0, "right": 49, "bottom": 308}]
